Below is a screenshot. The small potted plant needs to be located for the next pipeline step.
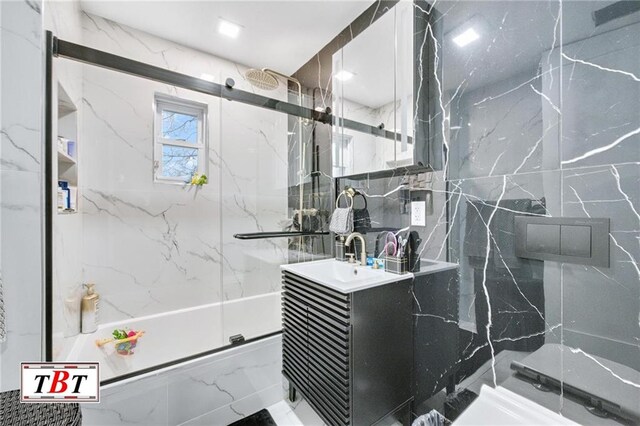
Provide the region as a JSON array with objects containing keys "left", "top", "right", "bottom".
[{"left": 190, "top": 173, "right": 208, "bottom": 186}]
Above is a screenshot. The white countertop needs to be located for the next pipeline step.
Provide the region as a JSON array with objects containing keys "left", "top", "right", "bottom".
[{"left": 281, "top": 258, "right": 459, "bottom": 294}]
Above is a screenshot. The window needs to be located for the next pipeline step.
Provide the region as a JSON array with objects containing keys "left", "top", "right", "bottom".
[{"left": 154, "top": 95, "right": 208, "bottom": 182}]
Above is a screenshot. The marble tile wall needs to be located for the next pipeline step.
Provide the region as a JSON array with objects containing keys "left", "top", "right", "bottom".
[
  {"left": 322, "top": 0, "right": 638, "bottom": 420},
  {"left": 82, "top": 335, "right": 283, "bottom": 425},
  {"left": 558, "top": 13, "right": 640, "bottom": 372},
  {"left": 437, "top": 0, "right": 639, "bottom": 416},
  {"left": 79, "top": 12, "right": 288, "bottom": 318},
  {"left": 339, "top": 170, "right": 447, "bottom": 263},
  {"left": 0, "top": 0, "right": 43, "bottom": 391}
]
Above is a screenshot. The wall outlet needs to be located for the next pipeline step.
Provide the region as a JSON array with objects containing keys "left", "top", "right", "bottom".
[{"left": 411, "top": 201, "right": 426, "bottom": 226}]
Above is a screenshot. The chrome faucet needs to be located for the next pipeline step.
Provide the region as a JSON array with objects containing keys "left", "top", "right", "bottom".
[{"left": 344, "top": 232, "right": 367, "bottom": 266}]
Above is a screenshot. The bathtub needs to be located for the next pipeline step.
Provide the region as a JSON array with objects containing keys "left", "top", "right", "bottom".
[{"left": 65, "top": 291, "right": 282, "bottom": 381}]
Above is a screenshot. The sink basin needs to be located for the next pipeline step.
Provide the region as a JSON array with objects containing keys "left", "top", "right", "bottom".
[
  {"left": 281, "top": 258, "right": 460, "bottom": 293},
  {"left": 281, "top": 259, "right": 408, "bottom": 293},
  {"left": 301, "top": 260, "right": 380, "bottom": 283}
]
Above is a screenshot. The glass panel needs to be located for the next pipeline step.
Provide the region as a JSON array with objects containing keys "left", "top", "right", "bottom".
[
  {"left": 560, "top": 2, "right": 640, "bottom": 422},
  {"left": 162, "top": 110, "right": 198, "bottom": 143},
  {"left": 161, "top": 145, "right": 198, "bottom": 179},
  {"left": 51, "top": 57, "right": 319, "bottom": 382},
  {"left": 331, "top": 7, "right": 399, "bottom": 177},
  {"left": 220, "top": 99, "right": 289, "bottom": 343},
  {"left": 438, "top": 0, "right": 564, "bottom": 418},
  {"left": 51, "top": 63, "right": 223, "bottom": 382}
]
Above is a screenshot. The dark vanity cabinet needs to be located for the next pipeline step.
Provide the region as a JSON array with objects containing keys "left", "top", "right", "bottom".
[
  {"left": 413, "top": 268, "right": 460, "bottom": 406},
  {"left": 282, "top": 271, "right": 413, "bottom": 426}
]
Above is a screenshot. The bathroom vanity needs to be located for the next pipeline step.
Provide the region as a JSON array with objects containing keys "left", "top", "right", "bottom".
[
  {"left": 281, "top": 259, "right": 413, "bottom": 426},
  {"left": 281, "top": 258, "right": 460, "bottom": 426}
]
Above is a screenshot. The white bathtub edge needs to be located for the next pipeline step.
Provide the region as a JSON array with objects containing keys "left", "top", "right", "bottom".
[{"left": 101, "top": 333, "right": 282, "bottom": 391}]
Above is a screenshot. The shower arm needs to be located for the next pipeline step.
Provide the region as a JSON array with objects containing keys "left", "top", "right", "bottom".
[{"left": 263, "top": 69, "right": 306, "bottom": 231}]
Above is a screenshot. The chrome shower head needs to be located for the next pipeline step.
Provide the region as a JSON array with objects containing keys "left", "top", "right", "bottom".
[{"left": 244, "top": 68, "right": 280, "bottom": 91}]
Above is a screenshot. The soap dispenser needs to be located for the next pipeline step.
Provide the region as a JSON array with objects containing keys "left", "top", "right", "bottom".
[{"left": 81, "top": 283, "right": 100, "bottom": 334}]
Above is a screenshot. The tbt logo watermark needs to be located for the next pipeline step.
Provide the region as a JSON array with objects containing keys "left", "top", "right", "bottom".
[{"left": 21, "top": 363, "right": 100, "bottom": 402}]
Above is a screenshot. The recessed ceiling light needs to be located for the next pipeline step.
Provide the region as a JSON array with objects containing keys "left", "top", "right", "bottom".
[
  {"left": 218, "top": 19, "right": 240, "bottom": 39},
  {"left": 452, "top": 28, "right": 479, "bottom": 47},
  {"left": 335, "top": 70, "right": 354, "bottom": 81}
]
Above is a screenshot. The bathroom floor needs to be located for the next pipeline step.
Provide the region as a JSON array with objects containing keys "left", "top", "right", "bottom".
[
  {"left": 266, "top": 397, "right": 406, "bottom": 426},
  {"left": 266, "top": 399, "right": 326, "bottom": 426}
]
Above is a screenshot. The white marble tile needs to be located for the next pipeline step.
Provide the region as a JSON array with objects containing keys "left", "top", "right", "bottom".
[
  {"left": 75, "top": 336, "right": 282, "bottom": 425},
  {"left": 80, "top": 187, "right": 222, "bottom": 323},
  {"left": 0, "top": 170, "right": 43, "bottom": 390},
  {"left": 0, "top": 1, "right": 43, "bottom": 174},
  {"left": 167, "top": 339, "right": 282, "bottom": 425},
  {"left": 179, "top": 384, "right": 282, "bottom": 426},
  {"left": 82, "top": 379, "right": 169, "bottom": 425},
  {"left": 48, "top": 12, "right": 288, "bottom": 357}
]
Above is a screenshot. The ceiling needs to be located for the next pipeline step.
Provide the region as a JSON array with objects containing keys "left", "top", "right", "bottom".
[{"left": 80, "top": 0, "right": 372, "bottom": 75}]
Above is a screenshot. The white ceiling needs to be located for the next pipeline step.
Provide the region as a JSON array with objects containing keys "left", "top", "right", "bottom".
[{"left": 80, "top": 0, "right": 372, "bottom": 75}]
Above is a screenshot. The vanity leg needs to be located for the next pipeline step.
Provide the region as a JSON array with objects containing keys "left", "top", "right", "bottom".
[{"left": 288, "top": 386, "right": 297, "bottom": 402}]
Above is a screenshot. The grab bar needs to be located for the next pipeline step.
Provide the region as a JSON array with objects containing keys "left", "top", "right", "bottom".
[{"left": 233, "top": 231, "right": 329, "bottom": 240}]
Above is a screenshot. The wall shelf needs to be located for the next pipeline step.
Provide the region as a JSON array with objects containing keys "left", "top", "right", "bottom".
[
  {"left": 57, "top": 148, "right": 76, "bottom": 165},
  {"left": 56, "top": 82, "right": 79, "bottom": 213}
]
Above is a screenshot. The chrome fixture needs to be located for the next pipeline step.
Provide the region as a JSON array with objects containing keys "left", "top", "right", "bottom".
[{"left": 345, "top": 232, "right": 367, "bottom": 266}]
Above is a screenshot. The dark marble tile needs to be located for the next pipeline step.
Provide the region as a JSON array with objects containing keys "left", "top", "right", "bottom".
[
  {"left": 560, "top": 3, "right": 640, "bottom": 169},
  {"left": 561, "top": 163, "right": 640, "bottom": 370}
]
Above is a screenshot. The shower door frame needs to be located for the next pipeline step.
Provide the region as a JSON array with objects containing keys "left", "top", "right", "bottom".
[
  {"left": 43, "top": 31, "right": 328, "bottom": 384},
  {"left": 44, "top": 30, "right": 419, "bottom": 384}
]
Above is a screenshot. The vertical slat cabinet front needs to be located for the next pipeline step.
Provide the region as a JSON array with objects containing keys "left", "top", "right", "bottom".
[
  {"left": 282, "top": 272, "right": 352, "bottom": 426},
  {"left": 282, "top": 273, "right": 310, "bottom": 396}
]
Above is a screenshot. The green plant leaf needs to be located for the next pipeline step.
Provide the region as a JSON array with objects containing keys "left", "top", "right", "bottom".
[{"left": 112, "top": 329, "right": 127, "bottom": 340}]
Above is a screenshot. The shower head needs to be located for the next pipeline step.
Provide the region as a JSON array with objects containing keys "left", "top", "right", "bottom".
[{"left": 244, "top": 68, "right": 280, "bottom": 91}]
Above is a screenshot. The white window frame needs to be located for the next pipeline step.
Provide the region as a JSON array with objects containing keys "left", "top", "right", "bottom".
[{"left": 154, "top": 94, "right": 208, "bottom": 183}]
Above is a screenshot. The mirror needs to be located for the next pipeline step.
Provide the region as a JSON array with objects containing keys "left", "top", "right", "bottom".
[{"left": 332, "top": 2, "right": 414, "bottom": 177}]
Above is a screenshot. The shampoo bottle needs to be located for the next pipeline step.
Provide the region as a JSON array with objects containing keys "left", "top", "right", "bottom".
[
  {"left": 57, "top": 184, "right": 65, "bottom": 211},
  {"left": 61, "top": 181, "right": 71, "bottom": 210},
  {"left": 81, "top": 283, "right": 100, "bottom": 334}
]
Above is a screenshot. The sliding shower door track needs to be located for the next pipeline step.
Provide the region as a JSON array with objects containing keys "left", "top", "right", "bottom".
[
  {"left": 53, "top": 36, "right": 328, "bottom": 123},
  {"left": 51, "top": 33, "right": 407, "bottom": 142}
]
